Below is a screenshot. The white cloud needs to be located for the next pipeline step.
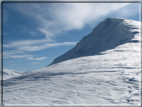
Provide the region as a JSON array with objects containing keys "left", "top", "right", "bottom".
[
  {"left": 12, "top": 3, "right": 135, "bottom": 40},
  {"left": 4, "top": 54, "right": 47, "bottom": 60},
  {"left": 3, "top": 50, "right": 25, "bottom": 60},
  {"left": 27, "top": 56, "right": 47, "bottom": 60},
  {"left": 3, "top": 50, "right": 47, "bottom": 61},
  {"left": 9, "top": 55, "right": 31, "bottom": 58},
  {"left": 17, "top": 42, "right": 77, "bottom": 52},
  {"left": 3, "top": 39, "right": 52, "bottom": 48}
]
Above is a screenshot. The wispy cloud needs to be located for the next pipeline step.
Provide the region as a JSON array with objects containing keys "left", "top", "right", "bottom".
[
  {"left": 7, "top": 55, "right": 31, "bottom": 58},
  {"left": 27, "top": 56, "right": 47, "bottom": 60},
  {"left": 3, "top": 50, "right": 25, "bottom": 56},
  {"left": 3, "top": 39, "right": 51, "bottom": 48},
  {"left": 12, "top": 3, "right": 136, "bottom": 40},
  {"left": 17, "top": 42, "right": 77, "bottom": 52},
  {"left": 3, "top": 50, "right": 47, "bottom": 61},
  {"left": 4, "top": 54, "right": 47, "bottom": 60},
  {"left": 3, "top": 41, "right": 77, "bottom": 61},
  {"left": 4, "top": 41, "right": 77, "bottom": 52},
  {"left": 3, "top": 39, "right": 77, "bottom": 61}
]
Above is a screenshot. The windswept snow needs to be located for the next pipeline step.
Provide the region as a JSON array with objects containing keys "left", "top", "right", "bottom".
[
  {"left": 51, "top": 18, "right": 140, "bottom": 65},
  {"left": 1, "top": 68, "right": 25, "bottom": 80},
  {"left": 3, "top": 18, "right": 141, "bottom": 106}
]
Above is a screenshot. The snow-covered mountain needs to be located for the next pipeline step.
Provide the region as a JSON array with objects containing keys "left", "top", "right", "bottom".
[
  {"left": 3, "top": 18, "right": 141, "bottom": 106},
  {"left": 51, "top": 18, "right": 140, "bottom": 65}
]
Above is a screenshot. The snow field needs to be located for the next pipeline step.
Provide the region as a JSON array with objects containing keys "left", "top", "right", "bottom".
[{"left": 3, "top": 36, "right": 141, "bottom": 105}]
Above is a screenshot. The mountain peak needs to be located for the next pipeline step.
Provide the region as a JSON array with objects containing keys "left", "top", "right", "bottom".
[{"left": 50, "top": 18, "right": 140, "bottom": 65}]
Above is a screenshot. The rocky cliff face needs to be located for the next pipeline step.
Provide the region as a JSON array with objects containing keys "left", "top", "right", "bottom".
[{"left": 50, "top": 18, "right": 140, "bottom": 65}]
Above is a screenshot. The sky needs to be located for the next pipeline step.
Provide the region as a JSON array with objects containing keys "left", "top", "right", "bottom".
[{"left": 2, "top": 1, "right": 140, "bottom": 72}]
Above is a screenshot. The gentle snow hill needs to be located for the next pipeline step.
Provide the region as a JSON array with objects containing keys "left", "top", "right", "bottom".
[
  {"left": 3, "top": 18, "right": 141, "bottom": 105},
  {"left": 0, "top": 68, "right": 31, "bottom": 80},
  {"left": 50, "top": 18, "right": 140, "bottom": 65},
  {"left": 0, "top": 68, "right": 24, "bottom": 80}
]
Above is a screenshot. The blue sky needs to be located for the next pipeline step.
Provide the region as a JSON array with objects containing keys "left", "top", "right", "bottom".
[{"left": 3, "top": 2, "right": 140, "bottom": 71}]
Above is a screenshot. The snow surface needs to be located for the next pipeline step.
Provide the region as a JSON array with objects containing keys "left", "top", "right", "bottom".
[
  {"left": 1, "top": 68, "right": 25, "bottom": 80},
  {"left": 2, "top": 18, "right": 141, "bottom": 106},
  {"left": 0, "top": 69, "right": 31, "bottom": 106}
]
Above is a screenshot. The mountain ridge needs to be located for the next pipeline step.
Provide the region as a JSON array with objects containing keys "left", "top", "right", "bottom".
[{"left": 50, "top": 18, "right": 140, "bottom": 65}]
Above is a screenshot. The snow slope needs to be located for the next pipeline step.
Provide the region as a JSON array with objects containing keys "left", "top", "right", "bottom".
[
  {"left": 3, "top": 18, "right": 141, "bottom": 106},
  {"left": 51, "top": 18, "right": 140, "bottom": 65},
  {"left": 1, "top": 68, "right": 24, "bottom": 80}
]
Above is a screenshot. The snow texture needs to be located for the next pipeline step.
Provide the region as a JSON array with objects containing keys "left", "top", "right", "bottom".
[
  {"left": 2, "top": 18, "right": 141, "bottom": 106},
  {"left": 1, "top": 68, "right": 25, "bottom": 80}
]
